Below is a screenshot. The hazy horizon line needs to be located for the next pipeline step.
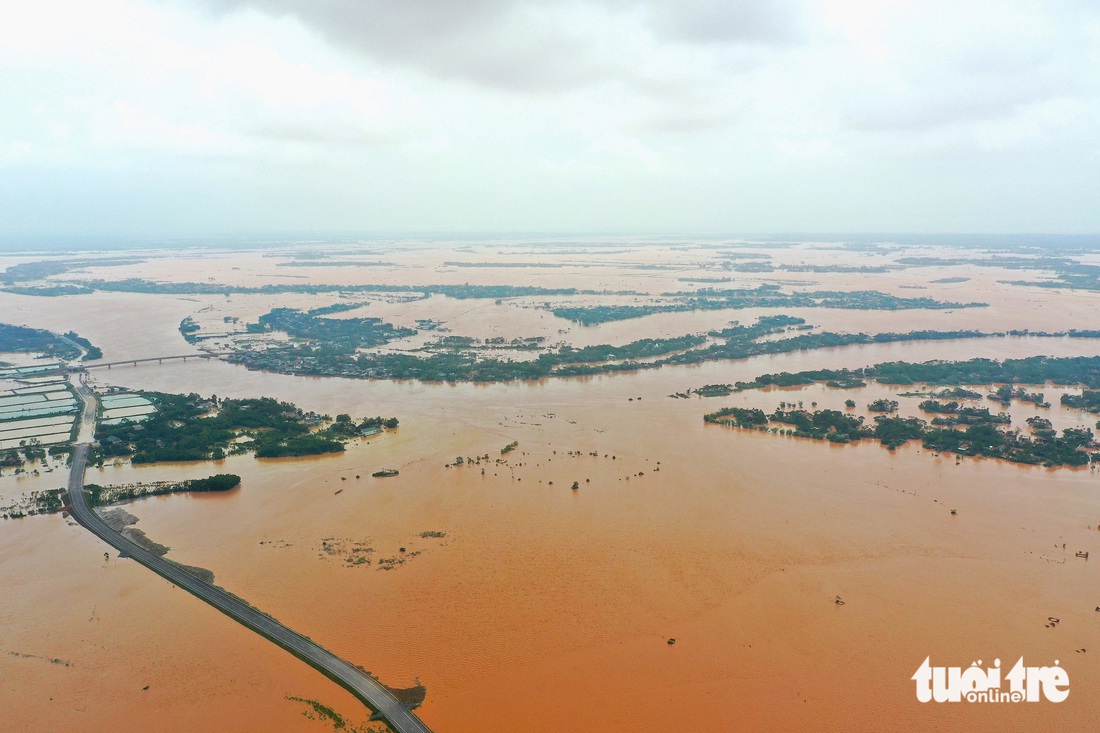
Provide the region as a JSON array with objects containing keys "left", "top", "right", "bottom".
[{"left": 1, "top": 231, "right": 1099, "bottom": 256}]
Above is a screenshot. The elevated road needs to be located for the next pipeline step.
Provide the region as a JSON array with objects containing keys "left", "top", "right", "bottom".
[{"left": 64, "top": 376, "right": 433, "bottom": 733}]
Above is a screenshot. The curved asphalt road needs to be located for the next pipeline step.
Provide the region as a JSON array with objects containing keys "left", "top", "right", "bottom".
[{"left": 65, "top": 374, "right": 433, "bottom": 733}]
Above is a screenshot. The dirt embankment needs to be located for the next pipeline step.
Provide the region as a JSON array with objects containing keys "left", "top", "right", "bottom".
[{"left": 95, "top": 507, "right": 215, "bottom": 583}]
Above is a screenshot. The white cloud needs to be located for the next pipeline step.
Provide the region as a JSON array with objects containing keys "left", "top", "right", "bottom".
[{"left": 1, "top": 0, "right": 1098, "bottom": 238}]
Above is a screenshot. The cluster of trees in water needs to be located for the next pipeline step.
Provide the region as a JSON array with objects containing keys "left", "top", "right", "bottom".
[
  {"left": 900, "top": 386, "right": 984, "bottom": 399},
  {"left": 705, "top": 405, "right": 1097, "bottom": 466},
  {"left": 432, "top": 335, "right": 545, "bottom": 351},
  {"left": 1062, "top": 390, "right": 1100, "bottom": 413},
  {"left": 179, "top": 317, "right": 201, "bottom": 342},
  {"left": 933, "top": 410, "right": 1011, "bottom": 429},
  {"left": 230, "top": 329, "right": 716, "bottom": 382},
  {"left": 86, "top": 474, "right": 241, "bottom": 506},
  {"left": 94, "top": 392, "right": 397, "bottom": 464},
  {"left": 0, "top": 487, "right": 67, "bottom": 519},
  {"left": 233, "top": 342, "right": 668, "bottom": 382},
  {"left": 0, "top": 451, "right": 23, "bottom": 468},
  {"left": 251, "top": 307, "right": 417, "bottom": 348},
  {"left": 0, "top": 323, "right": 100, "bottom": 361},
  {"left": 699, "top": 354, "right": 1100, "bottom": 467},
  {"left": 553, "top": 304, "right": 683, "bottom": 325},
  {"left": 326, "top": 413, "right": 399, "bottom": 436},
  {"left": 1, "top": 473, "right": 244, "bottom": 520},
  {"left": 922, "top": 405, "right": 1012, "bottom": 426},
  {"left": 552, "top": 286, "right": 985, "bottom": 325},
  {"left": 987, "top": 385, "right": 1049, "bottom": 407},
  {"left": 661, "top": 327, "right": 993, "bottom": 371},
  {"left": 230, "top": 312, "right": 1011, "bottom": 385},
  {"left": 0, "top": 442, "right": 69, "bottom": 471},
  {"left": 421, "top": 333, "right": 699, "bottom": 360},
  {"left": 62, "top": 331, "right": 102, "bottom": 360},
  {"left": 554, "top": 334, "right": 705, "bottom": 363},
  {"left": 918, "top": 400, "right": 961, "bottom": 413},
  {"left": 1004, "top": 329, "right": 1100, "bottom": 338},
  {"left": 670, "top": 384, "right": 736, "bottom": 397},
  {"left": 730, "top": 355, "right": 1100, "bottom": 392}
]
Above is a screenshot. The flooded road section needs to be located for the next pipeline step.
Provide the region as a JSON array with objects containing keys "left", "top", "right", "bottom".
[{"left": 2, "top": 244, "right": 1100, "bottom": 732}]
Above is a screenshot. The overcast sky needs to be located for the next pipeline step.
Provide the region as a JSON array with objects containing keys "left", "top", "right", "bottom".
[{"left": 1, "top": 0, "right": 1098, "bottom": 239}]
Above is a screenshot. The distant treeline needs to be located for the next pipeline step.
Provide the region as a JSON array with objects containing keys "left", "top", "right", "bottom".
[
  {"left": 0, "top": 322, "right": 100, "bottom": 361},
  {"left": 442, "top": 261, "right": 582, "bottom": 268},
  {"left": 275, "top": 260, "right": 396, "bottom": 268},
  {"left": 22, "top": 278, "right": 637, "bottom": 300},
  {"left": 553, "top": 286, "right": 985, "bottom": 325},
  {"left": 725, "top": 263, "right": 891, "bottom": 274},
  {"left": 0, "top": 258, "right": 143, "bottom": 285},
  {"left": 730, "top": 355, "right": 1100, "bottom": 391}
]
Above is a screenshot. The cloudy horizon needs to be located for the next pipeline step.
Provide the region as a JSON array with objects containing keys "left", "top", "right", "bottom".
[{"left": 2, "top": 0, "right": 1098, "bottom": 241}]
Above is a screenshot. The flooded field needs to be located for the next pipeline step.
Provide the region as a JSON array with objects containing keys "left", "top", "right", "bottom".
[
  {"left": 0, "top": 382, "right": 77, "bottom": 450},
  {"left": 2, "top": 241, "right": 1100, "bottom": 732},
  {"left": 99, "top": 393, "right": 156, "bottom": 425}
]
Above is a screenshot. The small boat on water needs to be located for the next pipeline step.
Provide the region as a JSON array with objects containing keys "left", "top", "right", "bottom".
[{"left": 372, "top": 468, "right": 399, "bottom": 478}]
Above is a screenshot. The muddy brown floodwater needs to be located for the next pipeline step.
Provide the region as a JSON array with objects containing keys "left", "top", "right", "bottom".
[{"left": 2, "top": 243, "right": 1100, "bottom": 732}]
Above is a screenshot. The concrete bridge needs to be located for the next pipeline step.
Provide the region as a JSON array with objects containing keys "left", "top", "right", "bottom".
[{"left": 80, "top": 352, "right": 234, "bottom": 369}]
